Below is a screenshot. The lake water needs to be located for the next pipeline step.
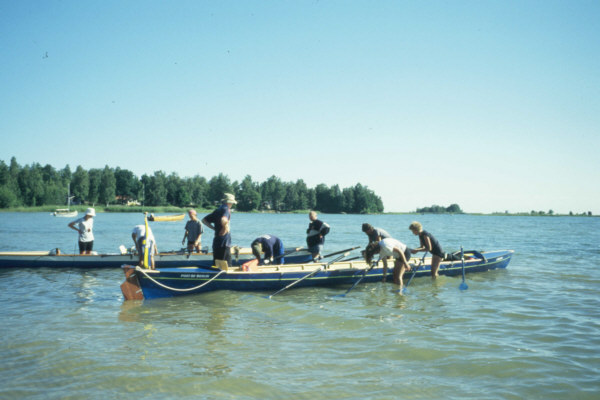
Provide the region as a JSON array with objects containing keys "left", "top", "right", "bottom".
[{"left": 0, "top": 212, "right": 598, "bottom": 399}]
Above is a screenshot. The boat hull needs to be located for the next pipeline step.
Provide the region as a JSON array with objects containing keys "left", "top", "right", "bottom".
[
  {"left": 126, "top": 249, "right": 514, "bottom": 300},
  {"left": 0, "top": 248, "right": 312, "bottom": 269}
]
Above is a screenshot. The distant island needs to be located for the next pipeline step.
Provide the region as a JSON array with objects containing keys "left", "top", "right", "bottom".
[
  {"left": 415, "top": 204, "right": 463, "bottom": 214},
  {"left": 412, "top": 204, "right": 593, "bottom": 217},
  {"left": 0, "top": 157, "right": 383, "bottom": 214}
]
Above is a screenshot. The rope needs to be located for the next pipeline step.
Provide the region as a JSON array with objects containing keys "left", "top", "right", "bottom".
[{"left": 136, "top": 267, "right": 226, "bottom": 292}]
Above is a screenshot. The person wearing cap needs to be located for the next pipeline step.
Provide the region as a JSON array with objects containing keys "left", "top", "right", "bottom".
[
  {"left": 182, "top": 209, "right": 203, "bottom": 253},
  {"left": 251, "top": 234, "right": 285, "bottom": 265},
  {"left": 68, "top": 208, "right": 96, "bottom": 254},
  {"left": 202, "top": 193, "right": 236, "bottom": 267},
  {"left": 361, "top": 223, "right": 392, "bottom": 245},
  {"left": 306, "top": 211, "right": 330, "bottom": 262},
  {"left": 409, "top": 221, "right": 444, "bottom": 278},
  {"left": 364, "top": 237, "right": 413, "bottom": 290}
]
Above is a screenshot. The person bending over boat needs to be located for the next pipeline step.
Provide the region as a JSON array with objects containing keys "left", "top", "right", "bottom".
[
  {"left": 68, "top": 208, "right": 95, "bottom": 255},
  {"left": 306, "top": 211, "right": 330, "bottom": 262},
  {"left": 409, "top": 221, "right": 444, "bottom": 278},
  {"left": 132, "top": 224, "right": 158, "bottom": 269},
  {"left": 182, "top": 209, "right": 203, "bottom": 253},
  {"left": 202, "top": 193, "right": 236, "bottom": 268},
  {"left": 251, "top": 234, "right": 285, "bottom": 265},
  {"left": 361, "top": 223, "right": 391, "bottom": 245},
  {"left": 365, "top": 238, "right": 413, "bottom": 289}
]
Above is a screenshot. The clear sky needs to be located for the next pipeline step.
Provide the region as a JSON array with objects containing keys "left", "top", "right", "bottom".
[{"left": 1, "top": 1, "right": 598, "bottom": 214}]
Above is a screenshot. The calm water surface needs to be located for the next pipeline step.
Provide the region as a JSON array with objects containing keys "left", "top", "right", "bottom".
[{"left": 0, "top": 212, "right": 598, "bottom": 399}]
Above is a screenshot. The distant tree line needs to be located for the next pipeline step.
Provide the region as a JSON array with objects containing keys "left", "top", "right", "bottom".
[
  {"left": 0, "top": 157, "right": 384, "bottom": 213},
  {"left": 416, "top": 204, "right": 463, "bottom": 214}
]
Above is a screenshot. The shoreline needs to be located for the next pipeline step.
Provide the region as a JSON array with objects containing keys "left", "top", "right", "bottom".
[{"left": 0, "top": 206, "right": 595, "bottom": 217}]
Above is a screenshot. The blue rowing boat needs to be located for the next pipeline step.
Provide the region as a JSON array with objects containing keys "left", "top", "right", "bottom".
[{"left": 121, "top": 249, "right": 514, "bottom": 300}]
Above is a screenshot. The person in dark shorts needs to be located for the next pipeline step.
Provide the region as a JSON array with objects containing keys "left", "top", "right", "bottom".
[
  {"left": 202, "top": 193, "right": 236, "bottom": 268},
  {"left": 182, "top": 209, "right": 203, "bottom": 253},
  {"left": 409, "top": 221, "right": 444, "bottom": 278},
  {"left": 306, "top": 211, "right": 330, "bottom": 262},
  {"left": 68, "top": 208, "right": 95, "bottom": 254}
]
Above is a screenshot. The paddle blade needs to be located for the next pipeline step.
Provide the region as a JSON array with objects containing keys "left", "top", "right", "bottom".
[{"left": 459, "top": 282, "right": 468, "bottom": 291}]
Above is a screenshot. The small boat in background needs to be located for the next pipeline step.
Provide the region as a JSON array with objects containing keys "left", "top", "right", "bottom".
[
  {"left": 121, "top": 249, "right": 514, "bottom": 300},
  {"left": 52, "top": 184, "right": 77, "bottom": 217},
  {"left": 52, "top": 208, "right": 78, "bottom": 217},
  {"left": 147, "top": 213, "right": 185, "bottom": 222}
]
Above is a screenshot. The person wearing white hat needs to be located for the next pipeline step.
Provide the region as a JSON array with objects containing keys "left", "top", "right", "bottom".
[
  {"left": 68, "top": 208, "right": 96, "bottom": 254},
  {"left": 202, "top": 193, "right": 237, "bottom": 267}
]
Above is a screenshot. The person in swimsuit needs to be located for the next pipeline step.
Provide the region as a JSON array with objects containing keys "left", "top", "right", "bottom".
[{"left": 409, "top": 221, "right": 444, "bottom": 278}]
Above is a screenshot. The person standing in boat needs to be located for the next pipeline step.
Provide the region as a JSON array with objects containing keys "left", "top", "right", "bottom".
[
  {"left": 68, "top": 208, "right": 95, "bottom": 255},
  {"left": 365, "top": 237, "right": 413, "bottom": 290},
  {"left": 409, "top": 221, "right": 444, "bottom": 278},
  {"left": 182, "top": 209, "right": 203, "bottom": 253},
  {"left": 132, "top": 223, "right": 158, "bottom": 269},
  {"left": 202, "top": 193, "right": 236, "bottom": 268},
  {"left": 361, "top": 223, "right": 392, "bottom": 245},
  {"left": 251, "top": 234, "right": 285, "bottom": 265},
  {"left": 306, "top": 211, "right": 330, "bottom": 262}
]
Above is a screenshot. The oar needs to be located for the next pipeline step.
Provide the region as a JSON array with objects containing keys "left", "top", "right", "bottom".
[
  {"left": 459, "top": 246, "right": 468, "bottom": 291},
  {"left": 401, "top": 252, "right": 427, "bottom": 294},
  {"left": 272, "top": 247, "right": 307, "bottom": 262},
  {"left": 321, "top": 246, "right": 360, "bottom": 259},
  {"left": 335, "top": 261, "right": 377, "bottom": 297},
  {"left": 268, "top": 252, "right": 349, "bottom": 299}
]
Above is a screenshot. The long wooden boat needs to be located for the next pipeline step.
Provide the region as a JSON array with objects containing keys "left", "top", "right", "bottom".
[
  {"left": 0, "top": 247, "right": 312, "bottom": 269},
  {"left": 121, "top": 249, "right": 514, "bottom": 300}
]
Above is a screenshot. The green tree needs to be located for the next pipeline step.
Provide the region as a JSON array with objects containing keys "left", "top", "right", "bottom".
[
  {"left": 208, "top": 173, "right": 232, "bottom": 205},
  {"left": 187, "top": 175, "right": 209, "bottom": 208},
  {"left": 446, "top": 204, "right": 463, "bottom": 213},
  {"left": 18, "top": 164, "right": 45, "bottom": 206},
  {"left": 87, "top": 168, "right": 102, "bottom": 205},
  {"left": 99, "top": 166, "right": 116, "bottom": 206},
  {"left": 43, "top": 182, "right": 65, "bottom": 205},
  {"left": 114, "top": 167, "right": 139, "bottom": 200},
  {"left": 291, "top": 179, "right": 311, "bottom": 210},
  {"left": 41, "top": 164, "right": 59, "bottom": 184},
  {"left": 314, "top": 183, "right": 331, "bottom": 212},
  {"left": 166, "top": 173, "right": 192, "bottom": 207},
  {"left": 342, "top": 187, "right": 355, "bottom": 213},
  {"left": 260, "top": 176, "right": 286, "bottom": 211},
  {"left": 72, "top": 166, "right": 89, "bottom": 203},
  {"left": 60, "top": 165, "right": 72, "bottom": 186},
  {"left": 145, "top": 171, "right": 168, "bottom": 206},
  {"left": 235, "top": 175, "right": 261, "bottom": 211},
  {"left": 0, "top": 185, "right": 18, "bottom": 208}
]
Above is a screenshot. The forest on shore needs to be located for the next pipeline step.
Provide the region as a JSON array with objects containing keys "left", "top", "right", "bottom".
[{"left": 0, "top": 157, "right": 384, "bottom": 214}]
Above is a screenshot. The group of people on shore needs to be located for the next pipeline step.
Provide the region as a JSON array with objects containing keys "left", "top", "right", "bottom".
[{"left": 67, "top": 194, "right": 444, "bottom": 290}]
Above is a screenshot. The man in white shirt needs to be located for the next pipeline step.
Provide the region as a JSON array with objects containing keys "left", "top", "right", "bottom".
[
  {"left": 365, "top": 238, "right": 413, "bottom": 289},
  {"left": 132, "top": 224, "right": 158, "bottom": 268}
]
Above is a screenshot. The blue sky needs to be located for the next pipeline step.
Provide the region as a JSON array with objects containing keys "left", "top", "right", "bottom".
[{"left": 1, "top": 1, "right": 598, "bottom": 214}]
